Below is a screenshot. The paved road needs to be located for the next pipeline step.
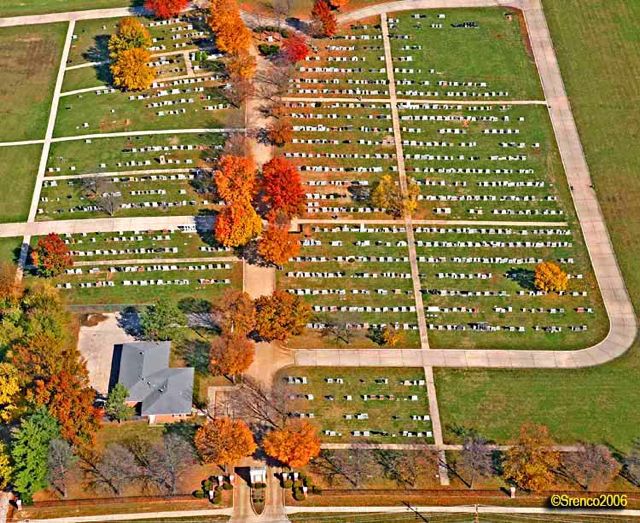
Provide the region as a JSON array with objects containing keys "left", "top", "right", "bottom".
[
  {"left": 27, "top": 508, "right": 233, "bottom": 523},
  {"left": 0, "top": 6, "right": 146, "bottom": 27}
]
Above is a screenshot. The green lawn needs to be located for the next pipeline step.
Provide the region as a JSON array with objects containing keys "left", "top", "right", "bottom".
[
  {"left": 0, "top": 144, "right": 41, "bottom": 222},
  {"left": 0, "top": 23, "right": 67, "bottom": 141},
  {"left": 435, "top": 0, "right": 640, "bottom": 452},
  {"left": 0, "top": 237, "right": 21, "bottom": 264},
  {"left": 0, "top": 0, "right": 138, "bottom": 18}
]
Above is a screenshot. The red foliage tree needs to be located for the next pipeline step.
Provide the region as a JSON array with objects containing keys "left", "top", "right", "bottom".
[
  {"left": 282, "top": 35, "right": 311, "bottom": 63},
  {"left": 144, "top": 0, "right": 189, "bottom": 19},
  {"left": 31, "top": 233, "right": 74, "bottom": 277},
  {"left": 260, "top": 157, "right": 305, "bottom": 220},
  {"left": 311, "top": 0, "right": 337, "bottom": 37}
]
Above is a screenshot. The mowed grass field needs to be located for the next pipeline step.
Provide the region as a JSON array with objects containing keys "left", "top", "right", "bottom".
[
  {"left": 0, "top": 0, "right": 138, "bottom": 17},
  {"left": 435, "top": 0, "right": 640, "bottom": 451},
  {"left": 0, "top": 237, "right": 21, "bottom": 264},
  {"left": 0, "top": 24, "right": 67, "bottom": 142},
  {"left": 0, "top": 144, "right": 41, "bottom": 222}
]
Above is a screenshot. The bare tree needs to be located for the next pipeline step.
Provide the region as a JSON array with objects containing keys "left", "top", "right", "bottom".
[
  {"left": 81, "top": 176, "right": 121, "bottom": 216},
  {"left": 225, "top": 375, "right": 289, "bottom": 430},
  {"left": 375, "top": 450, "right": 435, "bottom": 488},
  {"left": 224, "top": 77, "right": 254, "bottom": 108},
  {"left": 625, "top": 439, "right": 640, "bottom": 486},
  {"left": 259, "top": 64, "right": 294, "bottom": 98},
  {"left": 47, "top": 439, "right": 77, "bottom": 498},
  {"left": 223, "top": 134, "right": 253, "bottom": 157},
  {"left": 321, "top": 321, "right": 354, "bottom": 346},
  {"left": 311, "top": 448, "right": 377, "bottom": 487},
  {"left": 83, "top": 444, "right": 140, "bottom": 496},
  {"left": 459, "top": 435, "right": 494, "bottom": 488},
  {"left": 272, "top": 0, "right": 290, "bottom": 27},
  {"left": 563, "top": 443, "right": 621, "bottom": 491}
]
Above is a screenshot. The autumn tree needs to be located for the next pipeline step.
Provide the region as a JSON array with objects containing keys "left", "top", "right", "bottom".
[
  {"left": 371, "top": 175, "right": 420, "bottom": 217},
  {"left": 145, "top": 0, "right": 189, "bottom": 19},
  {"left": 503, "top": 423, "right": 560, "bottom": 491},
  {"left": 255, "top": 290, "right": 311, "bottom": 342},
  {"left": 215, "top": 201, "right": 263, "bottom": 248},
  {"left": 459, "top": 435, "right": 494, "bottom": 488},
  {"left": 282, "top": 35, "right": 310, "bottom": 63},
  {"left": 227, "top": 51, "right": 257, "bottom": 81},
  {"left": 563, "top": 443, "right": 621, "bottom": 491},
  {"left": 195, "top": 417, "right": 256, "bottom": 470},
  {"left": 11, "top": 407, "right": 60, "bottom": 503},
  {"left": 534, "top": 261, "right": 568, "bottom": 293},
  {"left": 266, "top": 117, "right": 294, "bottom": 147},
  {"left": 108, "top": 17, "right": 151, "bottom": 58},
  {"left": 0, "top": 442, "right": 11, "bottom": 490},
  {"left": 311, "top": 0, "right": 337, "bottom": 37},
  {"left": 209, "top": 333, "right": 255, "bottom": 380},
  {"left": 263, "top": 420, "right": 321, "bottom": 468},
  {"left": 258, "top": 223, "right": 300, "bottom": 265},
  {"left": 34, "top": 370, "right": 100, "bottom": 448},
  {"left": 111, "top": 47, "right": 156, "bottom": 91},
  {"left": 225, "top": 74, "right": 255, "bottom": 107},
  {"left": 139, "top": 298, "right": 186, "bottom": 341},
  {"left": 214, "top": 155, "right": 256, "bottom": 204},
  {"left": 208, "top": 0, "right": 252, "bottom": 55},
  {"left": 0, "top": 261, "right": 22, "bottom": 309},
  {"left": 212, "top": 289, "right": 256, "bottom": 336},
  {"left": 47, "top": 439, "right": 77, "bottom": 499},
  {"left": 327, "top": 0, "right": 348, "bottom": 7},
  {"left": 0, "top": 362, "right": 21, "bottom": 422},
  {"left": 31, "top": 233, "right": 74, "bottom": 277},
  {"left": 260, "top": 157, "right": 305, "bottom": 219}
]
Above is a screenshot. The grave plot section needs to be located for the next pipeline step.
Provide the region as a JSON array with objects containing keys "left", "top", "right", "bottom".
[
  {"left": 53, "top": 229, "right": 234, "bottom": 263},
  {"left": 414, "top": 224, "right": 608, "bottom": 351},
  {"left": 387, "top": 9, "right": 543, "bottom": 101},
  {"left": 36, "top": 258, "right": 242, "bottom": 306},
  {"left": 46, "top": 132, "right": 225, "bottom": 175},
  {"left": 400, "top": 103, "right": 568, "bottom": 221},
  {"left": 0, "top": 23, "right": 67, "bottom": 142},
  {"left": 0, "top": 144, "right": 42, "bottom": 223},
  {"left": 279, "top": 368, "right": 433, "bottom": 444},
  {"left": 279, "top": 225, "right": 421, "bottom": 349},
  {"left": 283, "top": 100, "right": 397, "bottom": 219},
  {"left": 290, "top": 21, "right": 389, "bottom": 98}
]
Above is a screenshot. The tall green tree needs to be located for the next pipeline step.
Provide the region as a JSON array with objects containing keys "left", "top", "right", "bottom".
[
  {"left": 139, "top": 298, "right": 186, "bottom": 341},
  {"left": 105, "top": 384, "right": 134, "bottom": 422},
  {"left": 11, "top": 407, "right": 60, "bottom": 502}
]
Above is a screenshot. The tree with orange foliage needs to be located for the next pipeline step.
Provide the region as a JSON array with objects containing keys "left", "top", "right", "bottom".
[
  {"left": 208, "top": 0, "right": 252, "bottom": 56},
  {"left": 534, "top": 261, "right": 568, "bottom": 293},
  {"left": 214, "top": 155, "right": 256, "bottom": 204},
  {"left": 215, "top": 201, "right": 263, "bottom": 248},
  {"left": 195, "top": 417, "right": 256, "bottom": 471},
  {"left": 31, "top": 233, "right": 73, "bottom": 277},
  {"left": 254, "top": 290, "right": 311, "bottom": 342},
  {"left": 212, "top": 289, "right": 256, "bottom": 336},
  {"left": 111, "top": 47, "right": 156, "bottom": 91},
  {"left": 327, "top": 0, "right": 349, "bottom": 8},
  {"left": 263, "top": 420, "right": 320, "bottom": 468},
  {"left": 34, "top": 370, "right": 100, "bottom": 448},
  {"left": 260, "top": 157, "right": 305, "bottom": 220},
  {"left": 311, "top": 0, "right": 337, "bottom": 37},
  {"left": 258, "top": 223, "right": 300, "bottom": 266},
  {"left": 0, "top": 262, "right": 22, "bottom": 309},
  {"left": 227, "top": 51, "right": 257, "bottom": 81},
  {"left": 145, "top": 0, "right": 188, "bottom": 19},
  {"left": 209, "top": 333, "right": 255, "bottom": 380},
  {"left": 282, "top": 35, "right": 311, "bottom": 63},
  {"left": 267, "top": 117, "right": 293, "bottom": 147}
]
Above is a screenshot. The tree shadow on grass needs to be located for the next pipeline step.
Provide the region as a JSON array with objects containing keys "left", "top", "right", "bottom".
[
  {"left": 506, "top": 268, "right": 536, "bottom": 290},
  {"left": 175, "top": 338, "right": 211, "bottom": 374}
]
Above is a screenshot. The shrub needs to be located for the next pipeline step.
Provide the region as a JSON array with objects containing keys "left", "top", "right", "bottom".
[
  {"left": 193, "top": 489, "right": 205, "bottom": 498},
  {"left": 282, "top": 479, "right": 293, "bottom": 488},
  {"left": 253, "top": 481, "right": 267, "bottom": 489},
  {"left": 211, "top": 490, "right": 222, "bottom": 504},
  {"left": 203, "top": 479, "right": 213, "bottom": 491},
  {"left": 293, "top": 488, "right": 306, "bottom": 501},
  {"left": 293, "top": 479, "right": 303, "bottom": 488},
  {"left": 258, "top": 44, "right": 280, "bottom": 57},
  {"left": 222, "top": 482, "right": 234, "bottom": 490}
]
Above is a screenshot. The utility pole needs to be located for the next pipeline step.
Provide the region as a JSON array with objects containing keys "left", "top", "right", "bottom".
[{"left": 404, "top": 502, "right": 429, "bottom": 522}]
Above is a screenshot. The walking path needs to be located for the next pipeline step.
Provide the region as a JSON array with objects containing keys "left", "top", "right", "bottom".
[
  {"left": 51, "top": 127, "right": 241, "bottom": 143},
  {"left": 0, "top": 6, "right": 146, "bottom": 28},
  {"left": 380, "top": 11, "right": 449, "bottom": 485},
  {"left": 294, "top": 218, "right": 569, "bottom": 227},
  {"left": 24, "top": 508, "right": 233, "bottom": 523},
  {"left": 45, "top": 168, "right": 195, "bottom": 181},
  {"left": 0, "top": 138, "right": 45, "bottom": 148}
]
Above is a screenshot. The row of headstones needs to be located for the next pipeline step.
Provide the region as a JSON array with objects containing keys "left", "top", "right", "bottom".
[{"left": 285, "top": 271, "right": 412, "bottom": 279}]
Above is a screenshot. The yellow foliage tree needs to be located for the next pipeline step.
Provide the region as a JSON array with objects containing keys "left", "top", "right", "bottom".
[
  {"left": 108, "top": 17, "right": 152, "bottom": 59},
  {"left": 214, "top": 201, "right": 263, "bottom": 248},
  {"left": 370, "top": 175, "right": 419, "bottom": 217},
  {"left": 111, "top": 47, "right": 156, "bottom": 91},
  {"left": 195, "top": 417, "right": 256, "bottom": 471},
  {"left": 227, "top": 51, "right": 257, "bottom": 81},
  {"left": 503, "top": 423, "right": 560, "bottom": 491},
  {"left": 534, "top": 261, "right": 568, "bottom": 293},
  {"left": 0, "top": 362, "right": 20, "bottom": 422},
  {"left": 0, "top": 442, "right": 11, "bottom": 490}
]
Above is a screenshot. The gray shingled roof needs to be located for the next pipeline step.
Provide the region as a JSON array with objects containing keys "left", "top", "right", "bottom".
[{"left": 117, "top": 342, "right": 194, "bottom": 417}]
